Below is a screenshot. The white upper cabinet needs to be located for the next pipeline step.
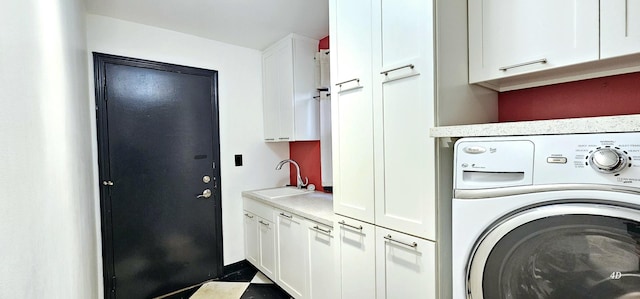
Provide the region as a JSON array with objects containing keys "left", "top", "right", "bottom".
[
  {"left": 372, "top": 0, "right": 436, "bottom": 240},
  {"left": 263, "top": 34, "right": 319, "bottom": 142},
  {"left": 601, "top": 0, "right": 640, "bottom": 59},
  {"left": 469, "top": 0, "right": 599, "bottom": 84},
  {"left": 330, "top": 0, "right": 376, "bottom": 223}
]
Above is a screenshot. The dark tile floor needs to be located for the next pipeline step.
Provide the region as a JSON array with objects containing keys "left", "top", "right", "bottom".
[{"left": 163, "top": 261, "right": 291, "bottom": 299}]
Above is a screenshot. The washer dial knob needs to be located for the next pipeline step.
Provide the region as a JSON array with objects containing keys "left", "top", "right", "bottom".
[{"left": 590, "top": 148, "right": 627, "bottom": 173}]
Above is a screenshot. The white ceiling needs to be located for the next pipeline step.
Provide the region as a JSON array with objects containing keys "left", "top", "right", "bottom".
[{"left": 85, "top": 0, "right": 329, "bottom": 50}]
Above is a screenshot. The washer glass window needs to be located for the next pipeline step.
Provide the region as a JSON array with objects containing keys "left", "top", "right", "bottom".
[{"left": 481, "top": 214, "right": 640, "bottom": 299}]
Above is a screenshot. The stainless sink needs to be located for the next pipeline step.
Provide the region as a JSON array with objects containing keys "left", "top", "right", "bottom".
[{"left": 253, "top": 187, "right": 314, "bottom": 199}]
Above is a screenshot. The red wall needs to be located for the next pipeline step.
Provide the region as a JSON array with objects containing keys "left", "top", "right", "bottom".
[
  {"left": 288, "top": 36, "right": 330, "bottom": 190},
  {"left": 499, "top": 72, "right": 640, "bottom": 121}
]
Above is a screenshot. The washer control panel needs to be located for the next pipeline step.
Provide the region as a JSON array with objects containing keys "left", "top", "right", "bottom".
[{"left": 455, "top": 132, "right": 640, "bottom": 188}]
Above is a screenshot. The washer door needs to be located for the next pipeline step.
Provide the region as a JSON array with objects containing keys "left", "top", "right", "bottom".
[{"left": 468, "top": 203, "right": 640, "bottom": 299}]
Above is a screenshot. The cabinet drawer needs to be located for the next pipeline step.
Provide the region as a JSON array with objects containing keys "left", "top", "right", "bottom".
[{"left": 243, "top": 197, "right": 275, "bottom": 222}]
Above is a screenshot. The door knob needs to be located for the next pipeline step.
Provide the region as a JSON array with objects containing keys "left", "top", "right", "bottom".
[{"left": 196, "top": 189, "right": 212, "bottom": 199}]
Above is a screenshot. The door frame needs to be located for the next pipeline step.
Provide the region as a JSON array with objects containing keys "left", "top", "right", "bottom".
[{"left": 93, "top": 52, "right": 223, "bottom": 298}]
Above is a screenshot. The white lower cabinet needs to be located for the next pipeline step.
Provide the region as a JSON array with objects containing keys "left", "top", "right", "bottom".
[
  {"left": 375, "top": 227, "right": 436, "bottom": 299},
  {"left": 243, "top": 209, "right": 276, "bottom": 280},
  {"left": 306, "top": 220, "right": 336, "bottom": 299},
  {"left": 334, "top": 215, "right": 376, "bottom": 299},
  {"left": 275, "top": 210, "right": 308, "bottom": 298},
  {"left": 334, "top": 215, "right": 436, "bottom": 299},
  {"left": 257, "top": 217, "right": 277, "bottom": 280},
  {"left": 243, "top": 212, "right": 259, "bottom": 265}
]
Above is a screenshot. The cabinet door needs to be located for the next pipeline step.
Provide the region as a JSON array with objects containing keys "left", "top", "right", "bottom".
[
  {"left": 602, "top": 0, "right": 640, "bottom": 59},
  {"left": 334, "top": 216, "right": 376, "bottom": 299},
  {"left": 243, "top": 211, "right": 259, "bottom": 266},
  {"left": 468, "top": 0, "right": 599, "bottom": 83},
  {"left": 258, "top": 218, "right": 277, "bottom": 280},
  {"left": 375, "top": 227, "right": 436, "bottom": 299},
  {"left": 372, "top": 0, "right": 436, "bottom": 240},
  {"left": 307, "top": 221, "right": 336, "bottom": 299},
  {"left": 331, "top": 0, "right": 375, "bottom": 223},
  {"left": 263, "top": 39, "right": 295, "bottom": 141},
  {"left": 276, "top": 211, "right": 308, "bottom": 298}
]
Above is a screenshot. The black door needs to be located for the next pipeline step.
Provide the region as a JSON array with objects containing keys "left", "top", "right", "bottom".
[{"left": 94, "top": 53, "right": 223, "bottom": 299}]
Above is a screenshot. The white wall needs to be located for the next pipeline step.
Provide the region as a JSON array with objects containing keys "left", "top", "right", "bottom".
[
  {"left": 85, "top": 14, "right": 289, "bottom": 294},
  {"left": 0, "top": 1, "right": 98, "bottom": 298}
]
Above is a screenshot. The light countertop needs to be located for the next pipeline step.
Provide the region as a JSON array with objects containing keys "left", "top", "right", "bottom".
[
  {"left": 430, "top": 114, "right": 640, "bottom": 138},
  {"left": 242, "top": 189, "right": 334, "bottom": 227}
]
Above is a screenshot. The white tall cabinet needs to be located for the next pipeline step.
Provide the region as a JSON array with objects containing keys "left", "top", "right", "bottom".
[
  {"left": 372, "top": 0, "right": 436, "bottom": 240},
  {"left": 331, "top": 0, "right": 375, "bottom": 223},
  {"left": 330, "top": 0, "right": 438, "bottom": 298},
  {"left": 601, "top": 0, "right": 640, "bottom": 59},
  {"left": 331, "top": 0, "right": 436, "bottom": 240}
]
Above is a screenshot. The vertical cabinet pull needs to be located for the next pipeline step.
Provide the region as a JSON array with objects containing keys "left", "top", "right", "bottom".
[
  {"left": 499, "top": 58, "right": 547, "bottom": 71},
  {"left": 384, "top": 234, "right": 417, "bottom": 248},
  {"left": 338, "top": 220, "right": 363, "bottom": 230}
]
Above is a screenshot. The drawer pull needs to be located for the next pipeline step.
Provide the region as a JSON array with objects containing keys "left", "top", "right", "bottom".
[
  {"left": 338, "top": 220, "right": 362, "bottom": 231},
  {"left": 384, "top": 234, "right": 417, "bottom": 248},
  {"left": 499, "top": 58, "right": 547, "bottom": 71},
  {"left": 244, "top": 213, "right": 254, "bottom": 219},
  {"left": 312, "top": 225, "right": 332, "bottom": 234},
  {"left": 380, "top": 64, "right": 414, "bottom": 76},
  {"left": 279, "top": 212, "right": 293, "bottom": 219},
  {"left": 259, "top": 220, "right": 270, "bottom": 227},
  {"left": 278, "top": 137, "right": 290, "bottom": 140}
]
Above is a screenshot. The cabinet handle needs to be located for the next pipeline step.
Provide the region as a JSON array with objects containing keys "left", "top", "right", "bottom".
[
  {"left": 380, "top": 64, "right": 414, "bottom": 76},
  {"left": 384, "top": 234, "right": 417, "bottom": 248},
  {"left": 259, "top": 220, "right": 270, "bottom": 227},
  {"left": 338, "top": 220, "right": 363, "bottom": 231},
  {"left": 244, "top": 213, "right": 254, "bottom": 219},
  {"left": 335, "top": 78, "right": 359, "bottom": 86},
  {"left": 312, "top": 225, "right": 332, "bottom": 234},
  {"left": 499, "top": 58, "right": 547, "bottom": 71},
  {"left": 335, "top": 78, "right": 363, "bottom": 93},
  {"left": 265, "top": 138, "right": 275, "bottom": 141},
  {"left": 278, "top": 137, "right": 290, "bottom": 140},
  {"left": 279, "top": 212, "right": 293, "bottom": 219}
]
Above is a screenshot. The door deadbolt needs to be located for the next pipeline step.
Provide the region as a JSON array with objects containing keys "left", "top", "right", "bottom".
[{"left": 202, "top": 175, "right": 211, "bottom": 183}]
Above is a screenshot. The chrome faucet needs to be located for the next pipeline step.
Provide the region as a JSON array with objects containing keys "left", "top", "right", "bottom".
[{"left": 275, "top": 159, "right": 308, "bottom": 189}]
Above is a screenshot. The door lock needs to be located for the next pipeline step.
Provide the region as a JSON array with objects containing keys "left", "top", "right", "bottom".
[{"left": 196, "top": 189, "right": 212, "bottom": 199}]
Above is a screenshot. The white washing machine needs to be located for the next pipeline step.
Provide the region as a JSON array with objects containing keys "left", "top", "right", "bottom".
[{"left": 452, "top": 132, "right": 640, "bottom": 299}]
